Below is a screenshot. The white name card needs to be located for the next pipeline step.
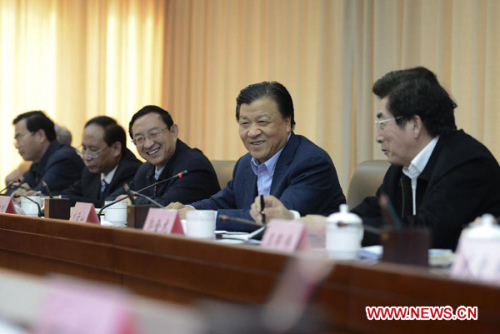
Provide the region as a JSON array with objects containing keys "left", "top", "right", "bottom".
[
  {"left": 261, "top": 219, "right": 310, "bottom": 252},
  {"left": 0, "top": 196, "right": 16, "bottom": 214},
  {"left": 70, "top": 202, "right": 100, "bottom": 224},
  {"left": 143, "top": 208, "right": 184, "bottom": 235},
  {"left": 451, "top": 238, "right": 500, "bottom": 286}
]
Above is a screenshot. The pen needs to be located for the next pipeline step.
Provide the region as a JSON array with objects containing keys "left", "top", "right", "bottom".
[
  {"left": 42, "top": 180, "right": 54, "bottom": 199},
  {"left": 379, "top": 193, "right": 402, "bottom": 229},
  {"left": 260, "top": 194, "right": 266, "bottom": 224}
]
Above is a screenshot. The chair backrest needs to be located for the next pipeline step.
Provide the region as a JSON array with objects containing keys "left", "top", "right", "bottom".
[
  {"left": 347, "top": 160, "right": 390, "bottom": 209},
  {"left": 211, "top": 160, "right": 237, "bottom": 189}
]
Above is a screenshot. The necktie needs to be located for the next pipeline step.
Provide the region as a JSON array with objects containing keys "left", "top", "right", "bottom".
[{"left": 100, "top": 180, "right": 109, "bottom": 200}]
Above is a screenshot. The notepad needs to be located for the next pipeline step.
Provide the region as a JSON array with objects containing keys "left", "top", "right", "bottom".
[{"left": 359, "top": 245, "right": 454, "bottom": 267}]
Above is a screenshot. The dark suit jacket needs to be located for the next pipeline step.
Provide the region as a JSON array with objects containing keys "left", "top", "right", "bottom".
[
  {"left": 109, "top": 139, "right": 220, "bottom": 206},
  {"left": 191, "top": 133, "right": 346, "bottom": 231},
  {"left": 60, "top": 149, "right": 142, "bottom": 207},
  {"left": 353, "top": 130, "right": 500, "bottom": 250},
  {"left": 14, "top": 141, "right": 84, "bottom": 194}
]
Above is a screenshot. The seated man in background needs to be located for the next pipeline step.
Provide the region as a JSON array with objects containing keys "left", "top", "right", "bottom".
[
  {"left": 250, "top": 67, "right": 500, "bottom": 250},
  {"left": 58, "top": 116, "right": 142, "bottom": 207},
  {"left": 168, "top": 81, "right": 346, "bottom": 231},
  {"left": 109, "top": 105, "right": 220, "bottom": 205},
  {"left": 4, "top": 124, "right": 73, "bottom": 186},
  {"left": 9, "top": 111, "right": 84, "bottom": 196}
]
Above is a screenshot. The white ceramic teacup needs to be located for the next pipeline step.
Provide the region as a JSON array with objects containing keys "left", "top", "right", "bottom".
[
  {"left": 104, "top": 201, "right": 128, "bottom": 226},
  {"left": 185, "top": 210, "right": 217, "bottom": 240},
  {"left": 20, "top": 196, "right": 44, "bottom": 217}
]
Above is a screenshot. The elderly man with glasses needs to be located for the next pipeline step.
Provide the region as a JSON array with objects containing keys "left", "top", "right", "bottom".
[
  {"left": 8, "top": 111, "right": 84, "bottom": 197},
  {"left": 250, "top": 67, "right": 500, "bottom": 250},
  {"left": 108, "top": 105, "right": 220, "bottom": 206},
  {"left": 56, "top": 116, "right": 142, "bottom": 207}
]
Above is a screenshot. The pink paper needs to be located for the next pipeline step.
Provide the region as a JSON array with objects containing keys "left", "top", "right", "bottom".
[
  {"left": 261, "top": 219, "right": 310, "bottom": 252},
  {"left": 34, "top": 277, "right": 137, "bottom": 334},
  {"left": 70, "top": 202, "right": 100, "bottom": 224},
  {"left": 451, "top": 239, "right": 500, "bottom": 285},
  {"left": 0, "top": 196, "right": 16, "bottom": 214},
  {"left": 143, "top": 208, "right": 184, "bottom": 235}
]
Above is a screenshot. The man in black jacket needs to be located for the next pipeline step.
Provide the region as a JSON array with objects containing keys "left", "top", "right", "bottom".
[
  {"left": 60, "top": 116, "right": 142, "bottom": 207},
  {"left": 109, "top": 105, "right": 220, "bottom": 206},
  {"left": 250, "top": 67, "right": 500, "bottom": 250},
  {"left": 351, "top": 67, "right": 500, "bottom": 249}
]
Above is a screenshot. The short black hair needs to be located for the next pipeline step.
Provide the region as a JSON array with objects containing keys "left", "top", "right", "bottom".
[
  {"left": 128, "top": 105, "right": 174, "bottom": 138},
  {"left": 373, "top": 67, "right": 457, "bottom": 137},
  {"left": 236, "top": 81, "right": 296, "bottom": 129},
  {"left": 13, "top": 111, "right": 57, "bottom": 141},
  {"left": 85, "top": 116, "right": 127, "bottom": 155}
]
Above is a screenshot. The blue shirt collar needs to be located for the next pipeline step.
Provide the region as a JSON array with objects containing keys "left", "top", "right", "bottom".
[{"left": 250, "top": 133, "right": 290, "bottom": 176}]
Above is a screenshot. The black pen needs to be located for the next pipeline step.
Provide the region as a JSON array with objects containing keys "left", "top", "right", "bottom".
[{"left": 260, "top": 194, "right": 266, "bottom": 224}]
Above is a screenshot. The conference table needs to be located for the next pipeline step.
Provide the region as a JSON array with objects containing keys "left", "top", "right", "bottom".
[{"left": 0, "top": 213, "right": 499, "bottom": 333}]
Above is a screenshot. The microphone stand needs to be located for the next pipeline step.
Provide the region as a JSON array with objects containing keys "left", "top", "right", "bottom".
[
  {"left": 0, "top": 179, "right": 21, "bottom": 194},
  {"left": 132, "top": 192, "right": 164, "bottom": 208},
  {"left": 219, "top": 215, "right": 266, "bottom": 240},
  {"left": 19, "top": 195, "right": 43, "bottom": 217}
]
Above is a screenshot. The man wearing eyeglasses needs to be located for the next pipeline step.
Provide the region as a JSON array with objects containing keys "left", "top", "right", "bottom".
[
  {"left": 57, "top": 116, "right": 142, "bottom": 206},
  {"left": 250, "top": 67, "right": 500, "bottom": 250},
  {"left": 109, "top": 105, "right": 220, "bottom": 206},
  {"left": 9, "top": 111, "right": 84, "bottom": 197}
]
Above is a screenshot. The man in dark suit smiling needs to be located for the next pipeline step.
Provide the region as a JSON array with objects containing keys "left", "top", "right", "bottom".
[{"left": 168, "top": 81, "right": 346, "bottom": 231}]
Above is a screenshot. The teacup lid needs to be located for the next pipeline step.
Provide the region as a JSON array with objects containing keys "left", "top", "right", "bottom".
[
  {"left": 327, "top": 204, "right": 362, "bottom": 225},
  {"left": 462, "top": 214, "right": 500, "bottom": 240}
]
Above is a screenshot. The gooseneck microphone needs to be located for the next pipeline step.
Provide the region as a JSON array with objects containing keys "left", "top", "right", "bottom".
[
  {"left": 219, "top": 215, "right": 266, "bottom": 240},
  {"left": 97, "top": 170, "right": 189, "bottom": 216},
  {"left": 136, "top": 170, "right": 188, "bottom": 193},
  {"left": 219, "top": 215, "right": 264, "bottom": 226},
  {"left": 19, "top": 195, "right": 43, "bottom": 217},
  {"left": 132, "top": 192, "right": 163, "bottom": 208},
  {"left": 0, "top": 179, "right": 22, "bottom": 194}
]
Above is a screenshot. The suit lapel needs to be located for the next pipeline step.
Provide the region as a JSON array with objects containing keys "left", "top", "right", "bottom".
[
  {"left": 270, "top": 133, "right": 299, "bottom": 194},
  {"left": 87, "top": 173, "right": 102, "bottom": 199},
  {"left": 242, "top": 162, "right": 257, "bottom": 205}
]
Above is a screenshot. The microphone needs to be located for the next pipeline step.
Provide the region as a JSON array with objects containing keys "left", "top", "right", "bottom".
[
  {"left": 219, "top": 215, "right": 266, "bottom": 240},
  {"left": 131, "top": 192, "right": 163, "bottom": 208},
  {"left": 0, "top": 179, "right": 22, "bottom": 194},
  {"left": 42, "top": 180, "right": 54, "bottom": 199},
  {"left": 136, "top": 170, "right": 188, "bottom": 193},
  {"left": 123, "top": 184, "right": 136, "bottom": 205},
  {"left": 97, "top": 170, "right": 189, "bottom": 216},
  {"left": 97, "top": 189, "right": 129, "bottom": 217},
  {"left": 219, "top": 215, "right": 264, "bottom": 227},
  {"left": 19, "top": 195, "right": 43, "bottom": 217}
]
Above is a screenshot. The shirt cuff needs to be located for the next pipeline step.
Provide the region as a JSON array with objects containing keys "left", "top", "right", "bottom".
[{"left": 290, "top": 210, "right": 301, "bottom": 220}]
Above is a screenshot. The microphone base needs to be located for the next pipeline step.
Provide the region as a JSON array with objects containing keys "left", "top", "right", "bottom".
[{"left": 127, "top": 205, "right": 155, "bottom": 229}]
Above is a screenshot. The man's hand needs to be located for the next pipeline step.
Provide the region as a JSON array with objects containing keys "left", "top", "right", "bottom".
[
  {"left": 166, "top": 202, "right": 195, "bottom": 219},
  {"left": 166, "top": 202, "right": 185, "bottom": 210},
  {"left": 5, "top": 170, "right": 22, "bottom": 186},
  {"left": 250, "top": 195, "right": 295, "bottom": 223},
  {"left": 114, "top": 194, "right": 132, "bottom": 205},
  {"left": 12, "top": 185, "right": 32, "bottom": 203}
]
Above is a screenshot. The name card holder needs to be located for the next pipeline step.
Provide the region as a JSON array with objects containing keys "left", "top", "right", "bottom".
[
  {"left": 261, "top": 219, "right": 310, "bottom": 252},
  {"left": 70, "top": 202, "right": 100, "bottom": 224},
  {"left": 0, "top": 196, "right": 16, "bottom": 214},
  {"left": 34, "top": 277, "right": 137, "bottom": 334},
  {"left": 143, "top": 208, "right": 184, "bottom": 235}
]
